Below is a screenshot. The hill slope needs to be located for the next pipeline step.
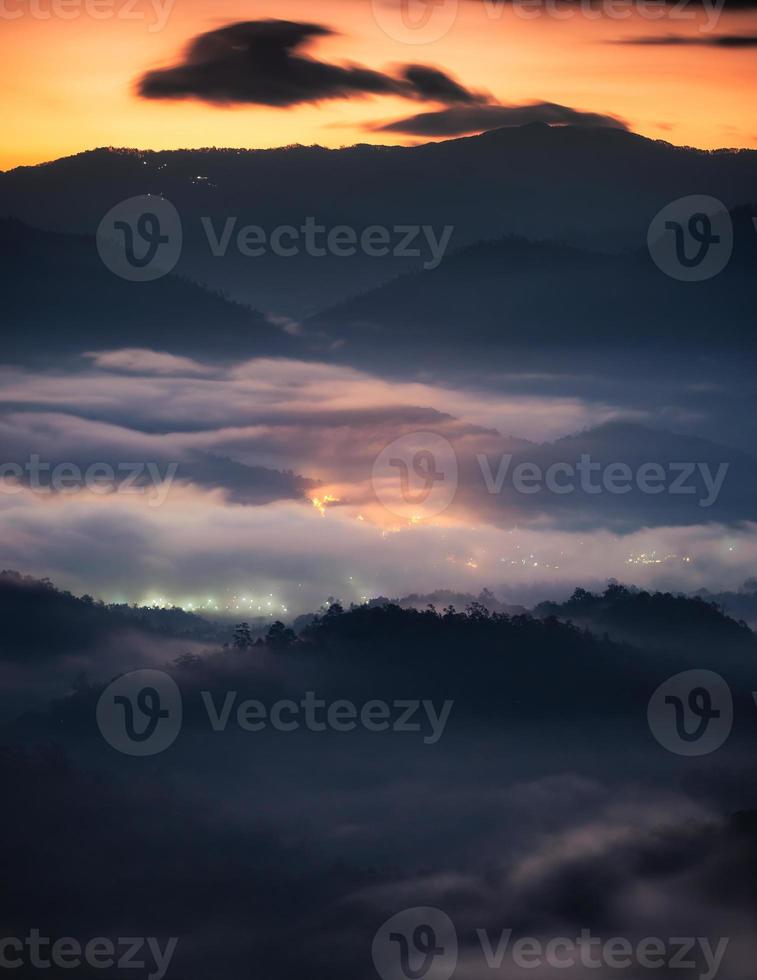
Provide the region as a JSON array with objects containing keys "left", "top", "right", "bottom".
[
  {"left": 309, "top": 209, "right": 757, "bottom": 363},
  {"left": 2, "top": 124, "right": 757, "bottom": 314},
  {"left": 0, "top": 219, "right": 305, "bottom": 363}
]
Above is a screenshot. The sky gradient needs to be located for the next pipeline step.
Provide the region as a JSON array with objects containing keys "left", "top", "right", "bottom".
[{"left": 2, "top": 0, "right": 757, "bottom": 169}]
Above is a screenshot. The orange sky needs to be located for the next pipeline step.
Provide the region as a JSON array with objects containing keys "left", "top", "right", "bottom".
[{"left": 2, "top": 0, "right": 756, "bottom": 170}]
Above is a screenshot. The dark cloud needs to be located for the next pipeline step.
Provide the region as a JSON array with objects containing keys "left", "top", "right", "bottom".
[
  {"left": 478, "top": 0, "right": 757, "bottom": 9},
  {"left": 399, "top": 64, "right": 483, "bottom": 104},
  {"left": 614, "top": 33, "right": 757, "bottom": 46},
  {"left": 138, "top": 19, "right": 483, "bottom": 107},
  {"left": 372, "top": 102, "right": 629, "bottom": 136}
]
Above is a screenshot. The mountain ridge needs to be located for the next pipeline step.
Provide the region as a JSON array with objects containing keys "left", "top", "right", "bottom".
[
  {"left": 3, "top": 123, "right": 756, "bottom": 315},
  {"left": 5, "top": 122, "right": 757, "bottom": 178}
]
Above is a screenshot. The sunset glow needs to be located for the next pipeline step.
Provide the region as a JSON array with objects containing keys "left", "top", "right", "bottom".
[{"left": 2, "top": 0, "right": 757, "bottom": 170}]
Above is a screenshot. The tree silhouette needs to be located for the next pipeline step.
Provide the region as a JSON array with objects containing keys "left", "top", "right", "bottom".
[
  {"left": 233, "top": 622, "right": 253, "bottom": 650},
  {"left": 266, "top": 620, "right": 296, "bottom": 651}
]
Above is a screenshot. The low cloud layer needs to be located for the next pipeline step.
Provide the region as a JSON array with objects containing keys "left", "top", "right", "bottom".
[
  {"left": 372, "top": 101, "right": 628, "bottom": 136},
  {"left": 1, "top": 351, "right": 757, "bottom": 610},
  {"left": 614, "top": 32, "right": 757, "bottom": 46},
  {"left": 4, "top": 597, "right": 757, "bottom": 980}
]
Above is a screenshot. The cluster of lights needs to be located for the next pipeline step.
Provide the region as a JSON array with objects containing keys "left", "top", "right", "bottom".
[
  {"left": 498, "top": 544, "right": 564, "bottom": 570},
  {"left": 144, "top": 593, "right": 289, "bottom": 616},
  {"left": 130, "top": 543, "right": 701, "bottom": 620},
  {"left": 499, "top": 557, "right": 562, "bottom": 569},
  {"left": 141, "top": 574, "right": 374, "bottom": 617},
  {"left": 626, "top": 552, "right": 692, "bottom": 566}
]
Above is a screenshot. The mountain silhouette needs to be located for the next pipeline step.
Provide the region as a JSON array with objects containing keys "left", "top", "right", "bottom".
[
  {"left": 0, "top": 218, "right": 305, "bottom": 363},
  {"left": 455, "top": 420, "right": 757, "bottom": 530},
  {"left": 309, "top": 208, "right": 757, "bottom": 369},
  {"left": 2, "top": 125, "right": 756, "bottom": 316},
  {"left": 535, "top": 581, "right": 756, "bottom": 655}
]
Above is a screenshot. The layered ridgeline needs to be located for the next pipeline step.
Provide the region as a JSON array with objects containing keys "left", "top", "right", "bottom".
[
  {"left": 308, "top": 208, "right": 757, "bottom": 366},
  {"left": 1, "top": 124, "right": 756, "bottom": 317},
  {"left": 0, "top": 219, "right": 307, "bottom": 363}
]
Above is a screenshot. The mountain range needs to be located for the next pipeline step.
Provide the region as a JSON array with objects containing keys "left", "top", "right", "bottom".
[{"left": 2, "top": 123, "right": 756, "bottom": 316}]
